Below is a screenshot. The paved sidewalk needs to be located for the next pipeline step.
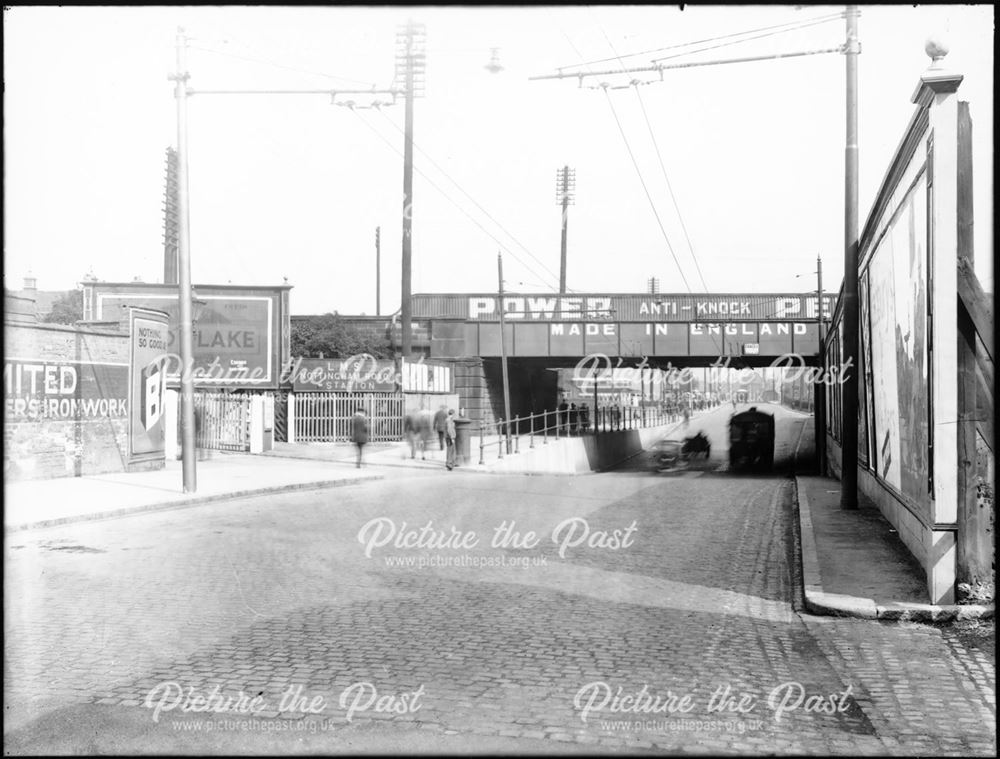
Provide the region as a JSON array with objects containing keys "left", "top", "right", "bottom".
[
  {"left": 796, "top": 475, "right": 994, "bottom": 623},
  {"left": 4, "top": 453, "right": 384, "bottom": 533}
]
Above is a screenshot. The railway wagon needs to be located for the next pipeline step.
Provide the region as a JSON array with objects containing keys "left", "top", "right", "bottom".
[{"left": 728, "top": 407, "right": 775, "bottom": 471}]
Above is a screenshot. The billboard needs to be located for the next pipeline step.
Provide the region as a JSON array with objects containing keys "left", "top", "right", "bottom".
[
  {"left": 128, "top": 307, "right": 169, "bottom": 462},
  {"left": 864, "top": 170, "right": 931, "bottom": 512},
  {"left": 4, "top": 359, "right": 129, "bottom": 421},
  {"left": 414, "top": 293, "right": 837, "bottom": 322},
  {"left": 85, "top": 283, "right": 291, "bottom": 389}
]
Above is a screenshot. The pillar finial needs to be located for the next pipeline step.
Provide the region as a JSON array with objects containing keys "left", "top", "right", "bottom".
[{"left": 925, "top": 36, "right": 949, "bottom": 70}]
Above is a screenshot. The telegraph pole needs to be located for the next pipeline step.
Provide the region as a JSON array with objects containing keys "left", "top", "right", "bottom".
[
  {"left": 816, "top": 254, "right": 827, "bottom": 475},
  {"left": 556, "top": 166, "right": 575, "bottom": 294},
  {"left": 841, "top": 6, "right": 859, "bottom": 509},
  {"left": 375, "top": 226, "right": 381, "bottom": 316},
  {"left": 396, "top": 21, "right": 425, "bottom": 359},
  {"left": 162, "top": 147, "right": 179, "bottom": 285},
  {"left": 497, "top": 252, "right": 512, "bottom": 453},
  {"left": 170, "top": 27, "right": 197, "bottom": 492}
]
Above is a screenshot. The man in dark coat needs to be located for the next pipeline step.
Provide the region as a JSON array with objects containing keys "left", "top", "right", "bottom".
[
  {"left": 432, "top": 405, "right": 448, "bottom": 450},
  {"left": 351, "top": 407, "right": 369, "bottom": 468}
]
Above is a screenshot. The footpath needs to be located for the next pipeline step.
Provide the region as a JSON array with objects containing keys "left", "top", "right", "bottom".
[
  {"left": 796, "top": 475, "right": 994, "bottom": 623},
  {"left": 3, "top": 450, "right": 393, "bottom": 532}
]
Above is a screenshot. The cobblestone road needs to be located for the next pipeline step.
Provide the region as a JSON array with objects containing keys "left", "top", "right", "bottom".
[{"left": 4, "top": 426, "right": 995, "bottom": 754}]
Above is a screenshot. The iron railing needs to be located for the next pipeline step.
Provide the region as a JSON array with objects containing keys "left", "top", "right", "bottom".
[{"left": 471, "top": 403, "right": 716, "bottom": 464}]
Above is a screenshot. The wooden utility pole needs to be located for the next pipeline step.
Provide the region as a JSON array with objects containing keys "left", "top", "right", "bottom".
[
  {"left": 556, "top": 166, "right": 575, "bottom": 294},
  {"left": 171, "top": 27, "right": 197, "bottom": 492},
  {"left": 397, "top": 21, "right": 425, "bottom": 358},
  {"left": 841, "top": 5, "right": 860, "bottom": 508},
  {"left": 497, "top": 253, "right": 512, "bottom": 452},
  {"left": 375, "top": 226, "right": 381, "bottom": 316}
]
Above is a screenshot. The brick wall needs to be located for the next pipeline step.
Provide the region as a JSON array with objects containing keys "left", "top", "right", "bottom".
[
  {"left": 4, "top": 322, "right": 138, "bottom": 481},
  {"left": 447, "top": 358, "right": 496, "bottom": 427}
]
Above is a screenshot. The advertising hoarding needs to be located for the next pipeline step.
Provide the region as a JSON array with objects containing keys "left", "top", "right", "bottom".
[
  {"left": 85, "top": 283, "right": 290, "bottom": 388},
  {"left": 128, "top": 307, "right": 169, "bottom": 462},
  {"left": 4, "top": 359, "right": 129, "bottom": 421}
]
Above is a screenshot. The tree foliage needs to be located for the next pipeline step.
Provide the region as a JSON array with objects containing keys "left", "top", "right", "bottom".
[
  {"left": 290, "top": 314, "right": 392, "bottom": 359},
  {"left": 41, "top": 289, "right": 84, "bottom": 325}
]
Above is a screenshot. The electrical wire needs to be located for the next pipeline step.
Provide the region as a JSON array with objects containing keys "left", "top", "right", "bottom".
[
  {"left": 601, "top": 88, "right": 692, "bottom": 293},
  {"left": 372, "top": 108, "right": 565, "bottom": 288},
  {"left": 349, "top": 108, "right": 563, "bottom": 291},
  {"left": 633, "top": 86, "right": 709, "bottom": 295},
  {"left": 650, "top": 14, "right": 845, "bottom": 63},
  {"left": 588, "top": 13, "right": 729, "bottom": 358},
  {"left": 557, "top": 11, "right": 844, "bottom": 71},
  {"left": 590, "top": 14, "right": 708, "bottom": 294},
  {"left": 188, "top": 43, "right": 378, "bottom": 88}
]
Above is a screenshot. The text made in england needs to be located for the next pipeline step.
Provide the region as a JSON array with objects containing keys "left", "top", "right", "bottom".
[{"left": 546, "top": 323, "right": 810, "bottom": 337}]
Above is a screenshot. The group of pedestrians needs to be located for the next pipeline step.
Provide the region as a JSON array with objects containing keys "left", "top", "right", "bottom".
[
  {"left": 352, "top": 404, "right": 458, "bottom": 470},
  {"left": 556, "top": 401, "right": 591, "bottom": 435}
]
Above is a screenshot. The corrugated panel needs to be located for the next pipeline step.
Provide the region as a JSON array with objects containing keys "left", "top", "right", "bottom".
[{"left": 412, "top": 293, "right": 837, "bottom": 322}]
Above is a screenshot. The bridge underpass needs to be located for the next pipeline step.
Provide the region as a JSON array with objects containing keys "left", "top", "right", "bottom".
[{"left": 415, "top": 292, "right": 834, "bottom": 426}]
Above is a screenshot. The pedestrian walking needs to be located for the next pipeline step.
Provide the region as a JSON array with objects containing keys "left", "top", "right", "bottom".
[
  {"left": 403, "top": 410, "right": 425, "bottom": 460},
  {"left": 403, "top": 410, "right": 416, "bottom": 459},
  {"left": 569, "top": 403, "right": 578, "bottom": 435},
  {"left": 579, "top": 402, "right": 590, "bottom": 434},
  {"left": 433, "top": 405, "right": 448, "bottom": 451},
  {"left": 416, "top": 409, "right": 433, "bottom": 459},
  {"left": 444, "top": 409, "right": 457, "bottom": 470},
  {"left": 683, "top": 404, "right": 690, "bottom": 428},
  {"left": 351, "top": 407, "right": 369, "bottom": 468},
  {"left": 558, "top": 399, "right": 569, "bottom": 433}
]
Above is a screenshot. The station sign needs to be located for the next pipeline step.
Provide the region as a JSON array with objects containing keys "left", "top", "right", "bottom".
[{"left": 290, "top": 356, "right": 399, "bottom": 393}]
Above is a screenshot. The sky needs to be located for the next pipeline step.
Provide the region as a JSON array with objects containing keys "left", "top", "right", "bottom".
[{"left": 3, "top": 5, "right": 994, "bottom": 316}]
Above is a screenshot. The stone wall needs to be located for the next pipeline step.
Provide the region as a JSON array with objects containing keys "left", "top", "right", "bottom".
[{"left": 4, "top": 322, "right": 140, "bottom": 481}]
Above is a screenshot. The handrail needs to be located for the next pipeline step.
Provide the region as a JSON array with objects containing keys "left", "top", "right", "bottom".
[{"left": 469, "top": 400, "right": 724, "bottom": 463}]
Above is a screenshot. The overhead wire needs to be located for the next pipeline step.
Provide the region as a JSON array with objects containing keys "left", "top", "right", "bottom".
[
  {"left": 564, "top": 23, "right": 692, "bottom": 294},
  {"left": 188, "top": 42, "right": 378, "bottom": 87},
  {"left": 588, "top": 12, "right": 727, "bottom": 355},
  {"left": 372, "top": 108, "right": 566, "bottom": 289},
  {"left": 348, "top": 107, "right": 562, "bottom": 291},
  {"left": 650, "top": 14, "right": 846, "bottom": 63},
  {"left": 190, "top": 36, "right": 575, "bottom": 295},
  {"left": 556, "top": 11, "right": 844, "bottom": 71},
  {"left": 632, "top": 90, "right": 709, "bottom": 294}
]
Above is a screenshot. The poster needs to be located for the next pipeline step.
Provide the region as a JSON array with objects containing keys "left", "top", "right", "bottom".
[{"left": 128, "top": 307, "right": 170, "bottom": 462}]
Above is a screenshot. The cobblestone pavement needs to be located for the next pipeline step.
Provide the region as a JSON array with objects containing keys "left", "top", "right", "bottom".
[{"left": 4, "top": 456, "right": 995, "bottom": 754}]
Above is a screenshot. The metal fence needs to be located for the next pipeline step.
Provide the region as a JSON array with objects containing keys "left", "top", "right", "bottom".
[
  {"left": 194, "top": 391, "right": 251, "bottom": 451},
  {"left": 292, "top": 392, "right": 404, "bottom": 443}
]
